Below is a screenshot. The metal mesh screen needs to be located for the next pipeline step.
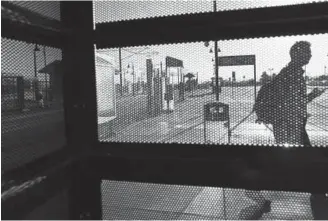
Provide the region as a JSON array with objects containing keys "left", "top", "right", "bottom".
[
  {"left": 93, "top": 0, "right": 327, "bottom": 24},
  {"left": 94, "top": 1, "right": 212, "bottom": 24},
  {"left": 1, "top": 37, "right": 65, "bottom": 172},
  {"left": 102, "top": 180, "right": 328, "bottom": 220},
  {"left": 7, "top": 1, "right": 61, "bottom": 21},
  {"left": 95, "top": 34, "right": 328, "bottom": 147}
]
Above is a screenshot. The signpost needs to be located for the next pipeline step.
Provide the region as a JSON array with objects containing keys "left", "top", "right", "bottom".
[
  {"left": 164, "top": 56, "right": 183, "bottom": 112},
  {"left": 166, "top": 56, "right": 183, "bottom": 68},
  {"left": 218, "top": 55, "right": 257, "bottom": 103},
  {"left": 218, "top": 55, "right": 255, "bottom": 66}
]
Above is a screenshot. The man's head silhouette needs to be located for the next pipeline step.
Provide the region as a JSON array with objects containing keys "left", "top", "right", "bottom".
[{"left": 290, "top": 41, "right": 312, "bottom": 67}]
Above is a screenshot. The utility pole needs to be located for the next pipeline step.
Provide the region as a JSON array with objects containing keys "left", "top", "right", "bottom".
[
  {"left": 43, "top": 46, "right": 48, "bottom": 102},
  {"left": 33, "top": 44, "right": 40, "bottom": 101},
  {"left": 119, "top": 48, "right": 123, "bottom": 96},
  {"left": 132, "top": 63, "right": 135, "bottom": 96},
  {"left": 213, "top": 0, "right": 219, "bottom": 101}
]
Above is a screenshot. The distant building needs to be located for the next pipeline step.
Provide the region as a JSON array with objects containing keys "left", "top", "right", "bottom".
[{"left": 38, "top": 60, "right": 62, "bottom": 103}]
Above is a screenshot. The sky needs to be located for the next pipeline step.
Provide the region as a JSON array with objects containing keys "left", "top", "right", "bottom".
[
  {"left": 94, "top": 0, "right": 327, "bottom": 23},
  {"left": 98, "top": 34, "right": 328, "bottom": 84},
  {"left": 1, "top": 38, "right": 62, "bottom": 81},
  {"left": 2, "top": 1, "right": 327, "bottom": 84},
  {"left": 94, "top": 0, "right": 328, "bottom": 83}
]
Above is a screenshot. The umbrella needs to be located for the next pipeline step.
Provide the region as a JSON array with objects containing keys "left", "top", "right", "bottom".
[{"left": 184, "top": 73, "right": 195, "bottom": 79}]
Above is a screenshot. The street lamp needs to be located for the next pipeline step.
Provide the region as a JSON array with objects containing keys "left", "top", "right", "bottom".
[
  {"left": 33, "top": 44, "right": 40, "bottom": 77},
  {"left": 100, "top": 47, "right": 156, "bottom": 96},
  {"left": 206, "top": 41, "right": 221, "bottom": 100},
  {"left": 33, "top": 44, "right": 40, "bottom": 101},
  {"left": 42, "top": 46, "right": 48, "bottom": 103}
]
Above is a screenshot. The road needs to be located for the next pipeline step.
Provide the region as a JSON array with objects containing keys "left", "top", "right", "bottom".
[
  {"left": 1, "top": 86, "right": 326, "bottom": 219},
  {"left": 99, "top": 87, "right": 325, "bottom": 220},
  {"left": 105, "top": 87, "right": 328, "bottom": 146},
  {"left": 1, "top": 108, "right": 66, "bottom": 173},
  {"left": 2, "top": 86, "right": 326, "bottom": 172}
]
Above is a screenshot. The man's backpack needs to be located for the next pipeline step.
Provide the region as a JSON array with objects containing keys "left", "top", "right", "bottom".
[{"left": 253, "top": 81, "right": 277, "bottom": 124}]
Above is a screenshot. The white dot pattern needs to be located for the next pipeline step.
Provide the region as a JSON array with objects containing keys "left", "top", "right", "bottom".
[
  {"left": 94, "top": 0, "right": 328, "bottom": 24},
  {"left": 1, "top": 38, "right": 65, "bottom": 173},
  {"left": 96, "top": 34, "right": 328, "bottom": 147},
  {"left": 101, "top": 180, "right": 318, "bottom": 220}
]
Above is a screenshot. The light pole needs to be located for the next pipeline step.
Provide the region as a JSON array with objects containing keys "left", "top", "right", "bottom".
[
  {"left": 100, "top": 47, "right": 155, "bottom": 96},
  {"left": 43, "top": 46, "right": 48, "bottom": 103},
  {"left": 206, "top": 42, "right": 221, "bottom": 100},
  {"left": 119, "top": 48, "right": 123, "bottom": 96},
  {"left": 128, "top": 63, "right": 135, "bottom": 96},
  {"left": 33, "top": 44, "right": 40, "bottom": 101},
  {"left": 213, "top": 0, "right": 220, "bottom": 101}
]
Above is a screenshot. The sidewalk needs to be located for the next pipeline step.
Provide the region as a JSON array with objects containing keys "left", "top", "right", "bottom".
[
  {"left": 2, "top": 106, "right": 64, "bottom": 134},
  {"left": 1, "top": 105, "right": 66, "bottom": 173},
  {"left": 102, "top": 181, "right": 314, "bottom": 220},
  {"left": 103, "top": 87, "right": 327, "bottom": 146}
]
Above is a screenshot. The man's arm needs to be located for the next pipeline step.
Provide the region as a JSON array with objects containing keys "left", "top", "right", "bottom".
[{"left": 307, "top": 88, "right": 327, "bottom": 103}]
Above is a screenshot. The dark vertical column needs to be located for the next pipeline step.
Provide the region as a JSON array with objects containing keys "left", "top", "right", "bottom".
[
  {"left": 61, "top": 2, "right": 101, "bottom": 220},
  {"left": 61, "top": 1, "right": 97, "bottom": 146}
]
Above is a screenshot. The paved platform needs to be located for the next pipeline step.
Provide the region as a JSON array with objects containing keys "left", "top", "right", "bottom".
[
  {"left": 101, "top": 181, "right": 314, "bottom": 220},
  {"left": 103, "top": 88, "right": 327, "bottom": 146}
]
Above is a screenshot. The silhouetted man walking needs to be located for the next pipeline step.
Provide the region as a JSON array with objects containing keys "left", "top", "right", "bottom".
[
  {"left": 271, "top": 41, "right": 325, "bottom": 145},
  {"left": 240, "top": 41, "right": 327, "bottom": 219}
]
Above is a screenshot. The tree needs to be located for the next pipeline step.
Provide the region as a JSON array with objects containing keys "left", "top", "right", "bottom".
[
  {"left": 318, "top": 75, "right": 328, "bottom": 81},
  {"left": 260, "top": 71, "right": 270, "bottom": 84}
]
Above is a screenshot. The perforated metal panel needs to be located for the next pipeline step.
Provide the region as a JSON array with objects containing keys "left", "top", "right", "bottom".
[
  {"left": 1, "top": 37, "right": 66, "bottom": 173},
  {"left": 8, "top": 1, "right": 61, "bottom": 21},
  {"left": 1, "top": 0, "right": 66, "bottom": 174},
  {"left": 101, "top": 180, "right": 328, "bottom": 220},
  {"left": 94, "top": 0, "right": 327, "bottom": 24},
  {"left": 94, "top": 1, "right": 212, "bottom": 23},
  {"left": 95, "top": 34, "right": 328, "bottom": 147}
]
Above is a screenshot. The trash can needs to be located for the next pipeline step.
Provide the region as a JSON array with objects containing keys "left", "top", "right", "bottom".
[{"left": 204, "top": 102, "right": 230, "bottom": 144}]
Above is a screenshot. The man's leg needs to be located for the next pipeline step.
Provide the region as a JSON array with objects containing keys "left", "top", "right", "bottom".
[
  {"left": 302, "top": 119, "right": 328, "bottom": 219},
  {"left": 245, "top": 190, "right": 268, "bottom": 206},
  {"left": 302, "top": 118, "right": 311, "bottom": 146},
  {"left": 239, "top": 190, "right": 271, "bottom": 219},
  {"left": 240, "top": 120, "right": 287, "bottom": 219},
  {"left": 272, "top": 120, "right": 288, "bottom": 145},
  {"left": 310, "top": 194, "right": 328, "bottom": 220}
]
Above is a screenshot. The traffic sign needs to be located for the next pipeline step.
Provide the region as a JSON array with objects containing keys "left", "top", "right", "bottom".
[
  {"left": 218, "top": 55, "right": 255, "bottom": 66},
  {"left": 166, "top": 56, "right": 183, "bottom": 68}
]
